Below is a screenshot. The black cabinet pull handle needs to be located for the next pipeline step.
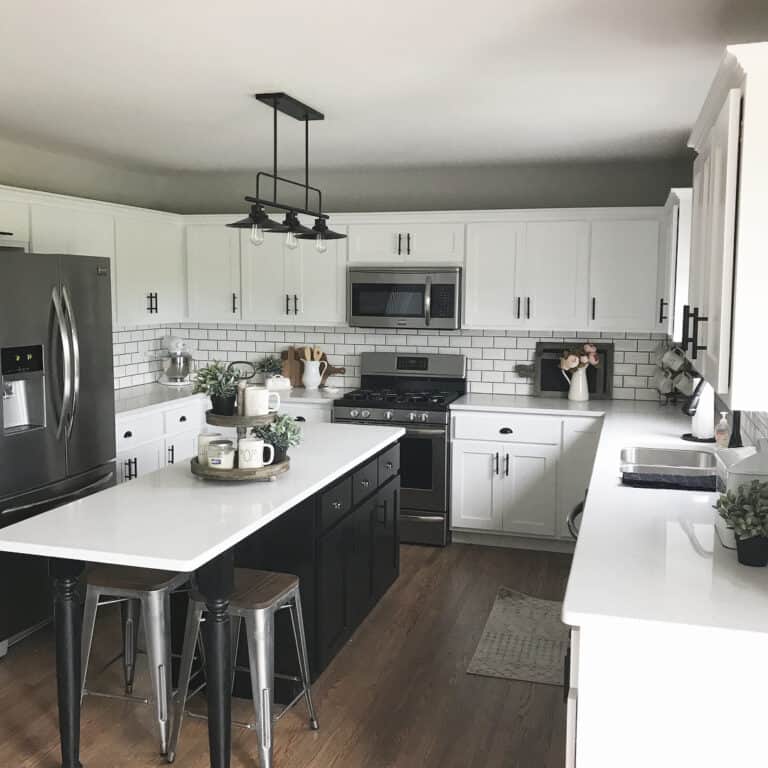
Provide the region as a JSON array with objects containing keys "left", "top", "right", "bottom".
[
  {"left": 123, "top": 430, "right": 133, "bottom": 439},
  {"left": 125, "top": 457, "right": 137, "bottom": 480},
  {"left": 146, "top": 293, "right": 154, "bottom": 313},
  {"left": 406, "top": 233, "right": 411, "bottom": 255},
  {"left": 154, "top": 293, "right": 158, "bottom": 313},
  {"left": 285, "top": 294, "right": 290, "bottom": 315},
  {"left": 376, "top": 502, "right": 387, "bottom": 525},
  {"left": 167, "top": 445, "right": 175, "bottom": 464},
  {"left": 681, "top": 304, "right": 692, "bottom": 351},
  {"left": 293, "top": 294, "right": 299, "bottom": 314},
  {"left": 526, "top": 297, "right": 531, "bottom": 319},
  {"left": 659, "top": 298, "right": 668, "bottom": 323},
  {"left": 397, "top": 233, "right": 402, "bottom": 255},
  {"left": 505, "top": 454, "right": 510, "bottom": 476},
  {"left": 499, "top": 427, "right": 513, "bottom": 434},
  {"left": 295, "top": 416, "right": 306, "bottom": 422},
  {"left": 516, "top": 297, "right": 521, "bottom": 319},
  {"left": 331, "top": 500, "right": 342, "bottom": 511},
  {"left": 232, "top": 292, "right": 237, "bottom": 314},
  {"left": 691, "top": 307, "right": 708, "bottom": 359},
  {"left": 179, "top": 415, "right": 187, "bottom": 423},
  {"left": 360, "top": 479, "right": 370, "bottom": 488},
  {"left": 591, "top": 297, "right": 596, "bottom": 320},
  {"left": 494, "top": 452, "right": 500, "bottom": 476}
]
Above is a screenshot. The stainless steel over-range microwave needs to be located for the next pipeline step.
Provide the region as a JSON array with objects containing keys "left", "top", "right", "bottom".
[{"left": 347, "top": 267, "right": 462, "bottom": 329}]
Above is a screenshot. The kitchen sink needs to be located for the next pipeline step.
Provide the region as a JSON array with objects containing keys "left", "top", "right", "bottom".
[{"left": 619, "top": 446, "right": 717, "bottom": 491}]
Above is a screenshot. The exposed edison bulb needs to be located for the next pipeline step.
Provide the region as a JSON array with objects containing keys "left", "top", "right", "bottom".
[
  {"left": 249, "top": 224, "right": 264, "bottom": 246},
  {"left": 285, "top": 231, "right": 299, "bottom": 250},
  {"left": 314, "top": 233, "right": 328, "bottom": 253}
]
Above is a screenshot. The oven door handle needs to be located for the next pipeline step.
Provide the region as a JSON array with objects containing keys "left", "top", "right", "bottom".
[{"left": 405, "top": 427, "right": 445, "bottom": 437}]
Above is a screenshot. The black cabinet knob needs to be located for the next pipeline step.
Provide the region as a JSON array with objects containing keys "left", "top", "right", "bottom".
[
  {"left": 499, "top": 427, "right": 514, "bottom": 434},
  {"left": 179, "top": 415, "right": 187, "bottom": 423},
  {"left": 123, "top": 430, "right": 133, "bottom": 438},
  {"left": 385, "top": 461, "right": 394, "bottom": 471},
  {"left": 295, "top": 416, "right": 307, "bottom": 422},
  {"left": 331, "top": 501, "right": 342, "bottom": 511},
  {"left": 360, "top": 479, "right": 370, "bottom": 488}
]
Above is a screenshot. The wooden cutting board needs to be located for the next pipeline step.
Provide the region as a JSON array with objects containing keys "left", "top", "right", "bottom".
[{"left": 281, "top": 346, "right": 346, "bottom": 388}]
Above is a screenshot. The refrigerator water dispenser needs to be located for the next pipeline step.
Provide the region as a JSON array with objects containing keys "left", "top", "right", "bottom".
[{"left": 1, "top": 345, "right": 45, "bottom": 433}]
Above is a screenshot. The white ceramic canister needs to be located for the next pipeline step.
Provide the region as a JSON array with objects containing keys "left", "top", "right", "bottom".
[
  {"left": 238, "top": 437, "right": 275, "bottom": 469},
  {"left": 301, "top": 359, "right": 328, "bottom": 390},
  {"left": 244, "top": 386, "right": 281, "bottom": 416},
  {"left": 207, "top": 439, "right": 235, "bottom": 470},
  {"left": 197, "top": 432, "right": 223, "bottom": 465}
]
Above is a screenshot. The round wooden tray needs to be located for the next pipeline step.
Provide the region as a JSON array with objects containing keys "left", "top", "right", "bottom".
[
  {"left": 205, "top": 410, "right": 277, "bottom": 429},
  {"left": 190, "top": 456, "right": 290, "bottom": 482}
]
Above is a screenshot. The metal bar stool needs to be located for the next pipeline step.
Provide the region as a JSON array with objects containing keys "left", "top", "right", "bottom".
[
  {"left": 168, "top": 568, "right": 319, "bottom": 767},
  {"left": 80, "top": 565, "right": 190, "bottom": 756}
]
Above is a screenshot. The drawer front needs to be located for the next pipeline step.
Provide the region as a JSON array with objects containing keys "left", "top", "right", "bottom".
[
  {"left": 164, "top": 402, "right": 202, "bottom": 434},
  {"left": 378, "top": 444, "right": 400, "bottom": 485},
  {"left": 453, "top": 412, "right": 561, "bottom": 445},
  {"left": 116, "top": 411, "right": 164, "bottom": 452},
  {"left": 282, "top": 403, "right": 332, "bottom": 425},
  {"left": 353, "top": 458, "right": 379, "bottom": 505},
  {"left": 319, "top": 476, "right": 352, "bottom": 532}
]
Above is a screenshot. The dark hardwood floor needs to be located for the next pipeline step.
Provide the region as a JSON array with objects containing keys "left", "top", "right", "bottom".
[{"left": 0, "top": 543, "right": 571, "bottom": 767}]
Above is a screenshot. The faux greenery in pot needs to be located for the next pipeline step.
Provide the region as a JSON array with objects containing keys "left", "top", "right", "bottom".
[
  {"left": 193, "top": 361, "right": 239, "bottom": 416},
  {"left": 255, "top": 355, "right": 283, "bottom": 377},
  {"left": 252, "top": 414, "right": 303, "bottom": 463},
  {"left": 716, "top": 480, "right": 768, "bottom": 566}
]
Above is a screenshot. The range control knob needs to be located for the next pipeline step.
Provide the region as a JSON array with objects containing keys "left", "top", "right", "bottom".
[
  {"left": 361, "top": 409, "right": 371, "bottom": 419},
  {"left": 409, "top": 412, "right": 417, "bottom": 422},
  {"left": 420, "top": 413, "right": 429, "bottom": 423},
  {"left": 349, "top": 409, "right": 360, "bottom": 418},
  {"left": 384, "top": 410, "right": 394, "bottom": 421}
]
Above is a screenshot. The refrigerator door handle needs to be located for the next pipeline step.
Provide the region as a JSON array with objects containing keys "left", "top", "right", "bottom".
[
  {"left": 1, "top": 469, "right": 114, "bottom": 518},
  {"left": 61, "top": 283, "right": 80, "bottom": 433},
  {"left": 51, "top": 286, "right": 72, "bottom": 440}
]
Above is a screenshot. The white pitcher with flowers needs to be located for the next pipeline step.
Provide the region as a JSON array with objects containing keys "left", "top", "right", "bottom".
[{"left": 559, "top": 343, "right": 600, "bottom": 402}]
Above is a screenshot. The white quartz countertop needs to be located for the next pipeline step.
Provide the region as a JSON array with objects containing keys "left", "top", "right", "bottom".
[
  {"left": 0, "top": 424, "right": 404, "bottom": 573},
  {"left": 452, "top": 394, "right": 768, "bottom": 636}
]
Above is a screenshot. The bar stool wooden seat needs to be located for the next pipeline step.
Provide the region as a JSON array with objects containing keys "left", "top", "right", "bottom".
[
  {"left": 80, "top": 565, "right": 190, "bottom": 756},
  {"left": 168, "top": 568, "right": 318, "bottom": 767}
]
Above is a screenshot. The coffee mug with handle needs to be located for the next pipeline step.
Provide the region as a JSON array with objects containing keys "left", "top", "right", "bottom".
[
  {"left": 238, "top": 437, "right": 275, "bottom": 469},
  {"left": 244, "top": 386, "right": 281, "bottom": 416}
]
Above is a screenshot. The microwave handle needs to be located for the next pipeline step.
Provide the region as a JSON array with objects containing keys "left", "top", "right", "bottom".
[{"left": 424, "top": 276, "right": 432, "bottom": 327}]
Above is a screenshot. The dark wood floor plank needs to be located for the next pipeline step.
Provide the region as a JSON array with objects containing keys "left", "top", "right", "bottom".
[{"left": 0, "top": 543, "right": 571, "bottom": 767}]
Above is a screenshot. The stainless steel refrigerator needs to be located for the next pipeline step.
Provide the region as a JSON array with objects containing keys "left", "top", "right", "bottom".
[{"left": 0, "top": 248, "right": 116, "bottom": 655}]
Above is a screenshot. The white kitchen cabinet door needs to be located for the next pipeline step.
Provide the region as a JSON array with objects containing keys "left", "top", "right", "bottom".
[
  {"left": 281, "top": 402, "right": 332, "bottom": 425},
  {"left": 464, "top": 222, "right": 523, "bottom": 329},
  {"left": 696, "top": 90, "right": 741, "bottom": 394},
  {"left": 186, "top": 224, "right": 241, "bottom": 322},
  {"left": 165, "top": 430, "right": 198, "bottom": 466},
  {"left": 518, "top": 221, "right": 589, "bottom": 329},
  {"left": 116, "top": 440, "right": 163, "bottom": 483},
  {"left": 30, "top": 204, "right": 115, "bottom": 258},
  {"left": 114, "top": 214, "right": 185, "bottom": 326},
  {"left": 588, "top": 219, "right": 660, "bottom": 331},
  {"left": 403, "top": 222, "right": 464, "bottom": 263},
  {"left": 450, "top": 440, "right": 503, "bottom": 531},
  {"left": 501, "top": 443, "right": 559, "bottom": 536},
  {"left": 240, "top": 231, "right": 288, "bottom": 322},
  {"left": 558, "top": 417, "right": 601, "bottom": 539},
  {"left": 292, "top": 230, "right": 347, "bottom": 325},
  {"left": 347, "top": 224, "right": 405, "bottom": 263},
  {"left": 0, "top": 199, "right": 30, "bottom": 247}
]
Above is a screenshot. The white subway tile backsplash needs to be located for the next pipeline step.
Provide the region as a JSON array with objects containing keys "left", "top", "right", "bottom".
[{"left": 111, "top": 322, "right": 664, "bottom": 399}]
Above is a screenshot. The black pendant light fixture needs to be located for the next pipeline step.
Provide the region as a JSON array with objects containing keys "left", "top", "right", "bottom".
[{"left": 228, "top": 92, "right": 346, "bottom": 253}]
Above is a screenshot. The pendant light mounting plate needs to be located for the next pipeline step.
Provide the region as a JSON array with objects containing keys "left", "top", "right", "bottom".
[{"left": 254, "top": 92, "right": 324, "bottom": 122}]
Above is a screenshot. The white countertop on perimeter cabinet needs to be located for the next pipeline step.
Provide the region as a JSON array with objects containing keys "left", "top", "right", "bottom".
[
  {"left": 0, "top": 424, "right": 404, "bottom": 573},
  {"left": 451, "top": 394, "right": 768, "bottom": 636},
  {"left": 114, "top": 383, "right": 204, "bottom": 415},
  {"left": 278, "top": 388, "right": 350, "bottom": 405}
]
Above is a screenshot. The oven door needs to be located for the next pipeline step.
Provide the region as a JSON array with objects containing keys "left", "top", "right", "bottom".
[
  {"left": 348, "top": 270, "right": 460, "bottom": 329},
  {"left": 399, "top": 426, "right": 447, "bottom": 512}
]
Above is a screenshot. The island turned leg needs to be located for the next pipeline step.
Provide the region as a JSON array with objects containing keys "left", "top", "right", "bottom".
[
  {"left": 51, "top": 558, "right": 86, "bottom": 768},
  {"left": 194, "top": 549, "right": 235, "bottom": 768}
]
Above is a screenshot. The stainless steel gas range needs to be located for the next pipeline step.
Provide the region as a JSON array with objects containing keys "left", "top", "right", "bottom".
[{"left": 333, "top": 352, "right": 466, "bottom": 546}]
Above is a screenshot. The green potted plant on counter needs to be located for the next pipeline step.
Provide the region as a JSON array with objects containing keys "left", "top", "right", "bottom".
[
  {"left": 193, "top": 361, "right": 239, "bottom": 416},
  {"left": 253, "top": 414, "right": 303, "bottom": 463},
  {"left": 716, "top": 480, "right": 768, "bottom": 566},
  {"left": 255, "top": 354, "right": 283, "bottom": 382}
]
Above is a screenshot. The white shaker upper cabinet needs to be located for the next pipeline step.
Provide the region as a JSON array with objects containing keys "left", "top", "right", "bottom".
[
  {"left": 186, "top": 222, "right": 241, "bottom": 322},
  {"left": 464, "top": 222, "right": 523, "bottom": 329},
  {"left": 517, "top": 221, "right": 589, "bottom": 330},
  {"left": 293, "top": 228, "right": 347, "bottom": 325},
  {"left": 588, "top": 219, "right": 660, "bottom": 331},
  {"left": 347, "top": 221, "right": 463, "bottom": 264},
  {"left": 240, "top": 231, "right": 288, "bottom": 323},
  {"left": 114, "top": 214, "right": 185, "bottom": 326},
  {"left": 0, "top": 199, "right": 30, "bottom": 248}
]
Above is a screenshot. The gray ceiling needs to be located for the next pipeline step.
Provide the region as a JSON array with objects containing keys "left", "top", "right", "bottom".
[{"left": 1, "top": 0, "right": 766, "bottom": 172}]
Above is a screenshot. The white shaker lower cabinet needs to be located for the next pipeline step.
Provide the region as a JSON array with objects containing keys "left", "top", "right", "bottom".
[
  {"left": 281, "top": 402, "right": 332, "bottom": 425},
  {"left": 117, "top": 440, "right": 164, "bottom": 483},
  {"left": 451, "top": 441, "right": 504, "bottom": 530},
  {"left": 164, "top": 430, "right": 199, "bottom": 466}
]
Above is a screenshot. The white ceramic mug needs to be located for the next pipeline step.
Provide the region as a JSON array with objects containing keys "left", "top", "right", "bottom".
[
  {"left": 301, "top": 359, "right": 328, "bottom": 390},
  {"left": 244, "top": 386, "right": 280, "bottom": 416},
  {"left": 238, "top": 437, "right": 275, "bottom": 469},
  {"left": 197, "top": 432, "right": 223, "bottom": 465}
]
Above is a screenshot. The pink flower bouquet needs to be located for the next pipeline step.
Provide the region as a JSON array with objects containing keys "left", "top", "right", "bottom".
[{"left": 560, "top": 343, "right": 599, "bottom": 383}]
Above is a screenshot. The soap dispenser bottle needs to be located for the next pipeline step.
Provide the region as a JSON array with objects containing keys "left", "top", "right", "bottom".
[{"left": 715, "top": 412, "right": 731, "bottom": 448}]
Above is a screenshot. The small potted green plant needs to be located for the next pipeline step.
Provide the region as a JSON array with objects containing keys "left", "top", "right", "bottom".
[
  {"left": 252, "top": 414, "right": 303, "bottom": 463},
  {"left": 255, "top": 355, "right": 283, "bottom": 381},
  {"left": 193, "top": 361, "right": 239, "bottom": 416},
  {"left": 716, "top": 480, "right": 768, "bottom": 566}
]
